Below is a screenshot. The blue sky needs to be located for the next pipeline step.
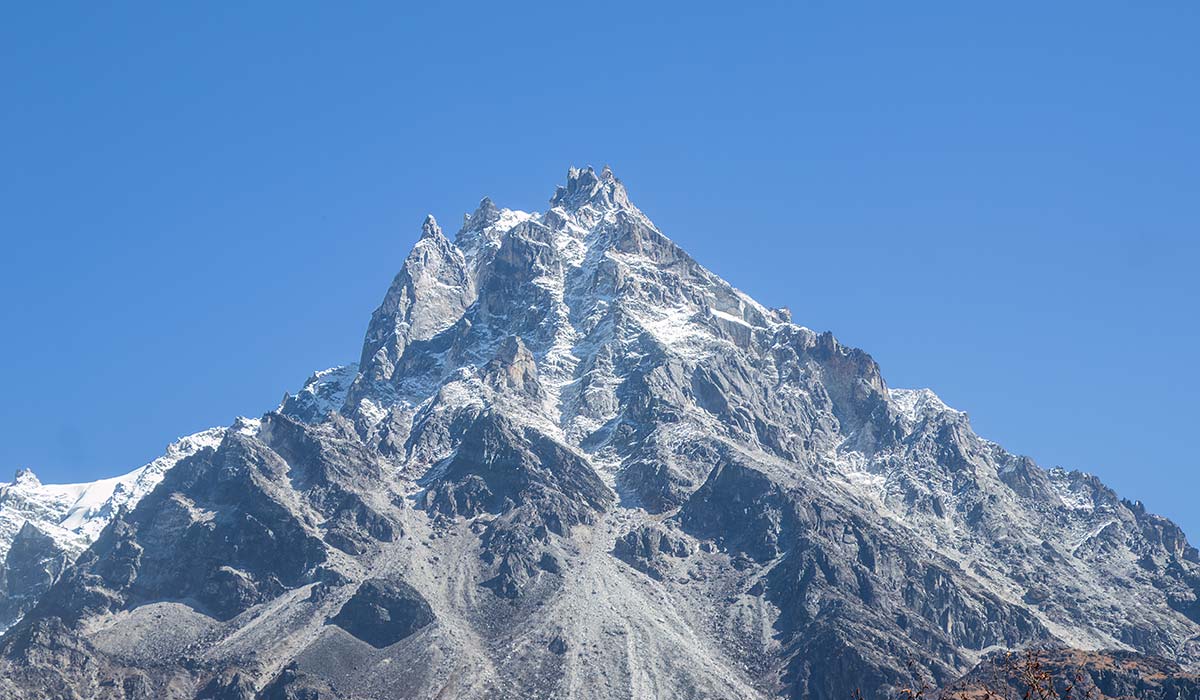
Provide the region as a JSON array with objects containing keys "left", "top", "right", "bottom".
[{"left": 1, "top": 4, "right": 1197, "bottom": 536}]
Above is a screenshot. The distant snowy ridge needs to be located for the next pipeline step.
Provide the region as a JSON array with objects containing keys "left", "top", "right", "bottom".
[
  {"left": 0, "top": 364, "right": 340, "bottom": 564},
  {"left": 0, "top": 427, "right": 226, "bottom": 560}
]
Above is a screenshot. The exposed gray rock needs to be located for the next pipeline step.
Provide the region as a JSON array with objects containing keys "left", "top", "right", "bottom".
[
  {"left": 0, "top": 523, "right": 70, "bottom": 630},
  {"left": 329, "top": 578, "right": 434, "bottom": 649},
  {"left": 0, "top": 428, "right": 226, "bottom": 632},
  {"left": 258, "top": 664, "right": 339, "bottom": 700},
  {"left": 612, "top": 522, "right": 692, "bottom": 581},
  {"left": 196, "top": 670, "right": 256, "bottom": 700}
]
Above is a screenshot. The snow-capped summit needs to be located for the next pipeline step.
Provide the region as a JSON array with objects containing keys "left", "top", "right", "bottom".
[
  {"left": 9, "top": 470, "right": 38, "bottom": 488},
  {"left": 418, "top": 213, "right": 441, "bottom": 239},
  {"left": 550, "top": 164, "right": 636, "bottom": 213}
]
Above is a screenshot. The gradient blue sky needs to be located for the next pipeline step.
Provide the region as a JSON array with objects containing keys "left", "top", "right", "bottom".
[{"left": 2, "top": 4, "right": 1197, "bottom": 536}]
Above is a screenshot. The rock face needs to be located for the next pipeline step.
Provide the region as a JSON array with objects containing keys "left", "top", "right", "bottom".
[
  {"left": 329, "top": 578, "right": 434, "bottom": 648},
  {"left": 0, "top": 167, "right": 1197, "bottom": 699},
  {"left": 0, "top": 523, "right": 71, "bottom": 630}
]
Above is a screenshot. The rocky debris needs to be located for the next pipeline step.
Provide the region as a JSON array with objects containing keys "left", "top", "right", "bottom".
[{"left": 329, "top": 578, "right": 434, "bottom": 649}]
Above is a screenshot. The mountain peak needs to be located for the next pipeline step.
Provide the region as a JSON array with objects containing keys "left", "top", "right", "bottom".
[
  {"left": 463, "top": 197, "right": 499, "bottom": 228},
  {"left": 419, "top": 214, "right": 443, "bottom": 240},
  {"left": 550, "top": 165, "right": 633, "bottom": 212},
  {"left": 12, "top": 468, "right": 40, "bottom": 487}
]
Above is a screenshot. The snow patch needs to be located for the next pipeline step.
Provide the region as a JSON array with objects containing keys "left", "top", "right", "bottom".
[{"left": 889, "top": 388, "right": 963, "bottom": 422}]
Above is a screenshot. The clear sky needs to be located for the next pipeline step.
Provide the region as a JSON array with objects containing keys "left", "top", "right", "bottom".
[{"left": 1, "top": 4, "right": 1197, "bottom": 536}]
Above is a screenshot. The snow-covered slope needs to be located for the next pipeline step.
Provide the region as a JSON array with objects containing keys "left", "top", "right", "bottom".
[{"left": 279, "top": 364, "right": 358, "bottom": 424}]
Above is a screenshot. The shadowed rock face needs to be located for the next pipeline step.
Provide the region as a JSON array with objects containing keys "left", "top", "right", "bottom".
[
  {"left": 256, "top": 665, "right": 338, "bottom": 700},
  {"left": 0, "top": 167, "right": 1198, "bottom": 700},
  {"left": 329, "top": 578, "right": 434, "bottom": 648},
  {"left": 424, "top": 411, "right": 611, "bottom": 523},
  {"left": 0, "top": 523, "right": 70, "bottom": 630},
  {"left": 70, "top": 429, "right": 329, "bottom": 622}
]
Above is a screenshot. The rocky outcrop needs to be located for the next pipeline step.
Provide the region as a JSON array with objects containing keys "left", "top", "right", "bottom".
[
  {"left": 612, "top": 522, "right": 692, "bottom": 581},
  {"left": 329, "top": 578, "right": 434, "bottom": 648},
  {"left": 258, "top": 664, "right": 340, "bottom": 700},
  {"left": 0, "top": 523, "right": 70, "bottom": 630},
  {"left": 23, "top": 430, "right": 327, "bottom": 624},
  {"left": 352, "top": 214, "right": 474, "bottom": 401}
]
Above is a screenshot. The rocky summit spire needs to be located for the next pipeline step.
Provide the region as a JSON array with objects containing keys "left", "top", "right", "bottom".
[
  {"left": 354, "top": 212, "right": 472, "bottom": 386},
  {"left": 549, "top": 164, "right": 634, "bottom": 212},
  {"left": 12, "top": 468, "right": 40, "bottom": 487},
  {"left": 463, "top": 197, "right": 499, "bottom": 230},
  {"left": 419, "top": 214, "right": 442, "bottom": 240}
]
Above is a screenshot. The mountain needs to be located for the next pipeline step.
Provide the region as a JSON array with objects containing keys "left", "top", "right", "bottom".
[{"left": 1, "top": 166, "right": 1196, "bottom": 700}]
